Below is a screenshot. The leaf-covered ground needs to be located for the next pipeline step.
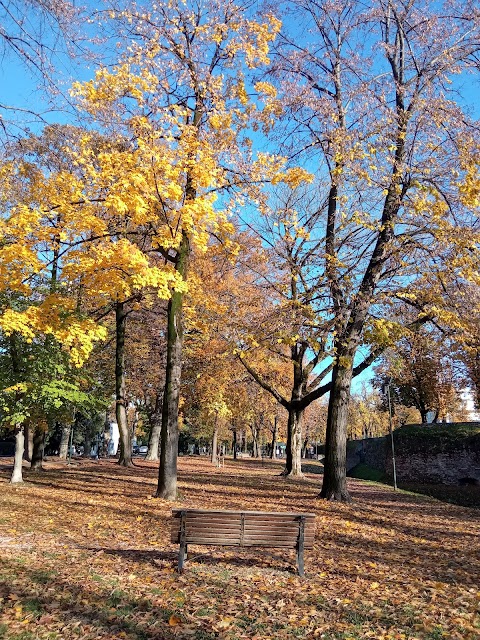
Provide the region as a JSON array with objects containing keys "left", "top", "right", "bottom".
[{"left": 0, "top": 457, "right": 479, "bottom": 640}]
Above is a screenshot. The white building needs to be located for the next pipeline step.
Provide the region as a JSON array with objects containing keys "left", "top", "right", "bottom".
[
  {"left": 108, "top": 422, "right": 120, "bottom": 455},
  {"left": 460, "top": 388, "right": 480, "bottom": 421}
]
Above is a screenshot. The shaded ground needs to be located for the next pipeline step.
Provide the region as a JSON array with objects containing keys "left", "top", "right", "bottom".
[
  {"left": 398, "top": 482, "right": 480, "bottom": 510},
  {"left": 0, "top": 456, "right": 479, "bottom": 640}
]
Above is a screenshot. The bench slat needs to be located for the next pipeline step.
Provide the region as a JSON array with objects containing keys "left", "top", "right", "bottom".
[
  {"left": 243, "top": 523, "right": 315, "bottom": 531},
  {"left": 172, "top": 508, "right": 315, "bottom": 518},
  {"left": 170, "top": 517, "right": 243, "bottom": 524}
]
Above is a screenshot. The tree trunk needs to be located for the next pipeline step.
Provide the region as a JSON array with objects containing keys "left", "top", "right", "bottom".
[
  {"left": 83, "top": 429, "right": 92, "bottom": 458},
  {"left": 283, "top": 408, "right": 303, "bottom": 476},
  {"left": 270, "top": 416, "right": 277, "bottom": 459},
  {"left": 58, "top": 424, "right": 71, "bottom": 460},
  {"left": 232, "top": 429, "right": 237, "bottom": 460},
  {"left": 116, "top": 300, "right": 133, "bottom": 467},
  {"left": 156, "top": 233, "right": 189, "bottom": 500},
  {"left": 211, "top": 425, "right": 219, "bottom": 465},
  {"left": 145, "top": 414, "right": 161, "bottom": 461},
  {"left": 420, "top": 408, "right": 428, "bottom": 424},
  {"left": 302, "top": 437, "right": 309, "bottom": 459},
  {"left": 23, "top": 424, "right": 33, "bottom": 461},
  {"left": 145, "top": 392, "right": 162, "bottom": 461},
  {"left": 320, "top": 362, "right": 352, "bottom": 501},
  {"left": 11, "top": 427, "right": 25, "bottom": 483},
  {"left": 31, "top": 429, "right": 45, "bottom": 470},
  {"left": 251, "top": 424, "right": 260, "bottom": 458}
]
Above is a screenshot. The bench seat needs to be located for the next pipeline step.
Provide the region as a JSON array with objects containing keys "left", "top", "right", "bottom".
[{"left": 171, "top": 509, "right": 315, "bottom": 576}]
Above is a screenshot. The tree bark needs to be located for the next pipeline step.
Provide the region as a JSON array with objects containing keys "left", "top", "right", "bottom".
[
  {"left": 145, "top": 393, "right": 162, "bottom": 461},
  {"left": 211, "top": 424, "right": 219, "bottom": 465},
  {"left": 232, "top": 429, "right": 237, "bottom": 460},
  {"left": 116, "top": 300, "right": 133, "bottom": 467},
  {"left": 283, "top": 408, "right": 303, "bottom": 476},
  {"left": 23, "top": 424, "right": 33, "bottom": 461},
  {"left": 58, "top": 424, "right": 71, "bottom": 460},
  {"left": 302, "top": 437, "right": 309, "bottom": 459},
  {"left": 156, "top": 233, "right": 189, "bottom": 500},
  {"left": 31, "top": 429, "right": 45, "bottom": 470},
  {"left": 270, "top": 416, "right": 277, "bottom": 459},
  {"left": 320, "top": 362, "right": 353, "bottom": 501},
  {"left": 11, "top": 427, "right": 25, "bottom": 483},
  {"left": 251, "top": 424, "right": 260, "bottom": 458}
]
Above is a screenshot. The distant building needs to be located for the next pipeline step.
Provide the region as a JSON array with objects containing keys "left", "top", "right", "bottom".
[
  {"left": 460, "top": 388, "right": 480, "bottom": 421},
  {"left": 108, "top": 422, "right": 120, "bottom": 455}
]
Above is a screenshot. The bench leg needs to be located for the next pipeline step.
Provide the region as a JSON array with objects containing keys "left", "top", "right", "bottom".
[
  {"left": 297, "top": 515, "right": 305, "bottom": 577},
  {"left": 178, "top": 542, "right": 187, "bottom": 573},
  {"left": 297, "top": 547, "right": 305, "bottom": 577},
  {"left": 178, "top": 510, "right": 187, "bottom": 573}
]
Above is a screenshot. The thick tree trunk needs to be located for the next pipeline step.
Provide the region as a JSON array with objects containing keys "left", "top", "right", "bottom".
[
  {"left": 283, "top": 408, "right": 303, "bottom": 476},
  {"left": 31, "top": 429, "right": 45, "bottom": 470},
  {"left": 11, "top": 427, "right": 25, "bottom": 483},
  {"left": 211, "top": 425, "right": 219, "bottom": 465},
  {"left": 156, "top": 233, "right": 189, "bottom": 500},
  {"left": 320, "top": 362, "right": 353, "bottom": 501},
  {"left": 116, "top": 300, "right": 133, "bottom": 467},
  {"left": 145, "top": 392, "right": 162, "bottom": 461},
  {"left": 58, "top": 424, "right": 71, "bottom": 460}
]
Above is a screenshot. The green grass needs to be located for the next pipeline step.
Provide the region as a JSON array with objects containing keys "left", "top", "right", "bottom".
[
  {"left": 347, "top": 463, "right": 386, "bottom": 482},
  {"left": 397, "top": 422, "right": 480, "bottom": 440}
]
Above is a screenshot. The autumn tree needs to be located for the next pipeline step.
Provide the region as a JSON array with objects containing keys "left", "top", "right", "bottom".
[
  {"left": 260, "top": 0, "right": 480, "bottom": 500},
  {"left": 125, "top": 301, "right": 167, "bottom": 461},
  {"left": 375, "top": 328, "right": 468, "bottom": 423},
  {"left": 346, "top": 387, "right": 390, "bottom": 440},
  {"left": 74, "top": 0, "right": 291, "bottom": 498},
  {"left": 235, "top": 185, "right": 377, "bottom": 475}
]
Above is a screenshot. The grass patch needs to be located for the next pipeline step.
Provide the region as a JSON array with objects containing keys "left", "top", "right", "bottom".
[
  {"left": 30, "top": 569, "right": 55, "bottom": 584},
  {"left": 397, "top": 422, "right": 480, "bottom": 439},
  {"left": 347, "top": 463, "right": 386, "bottom": 482}
]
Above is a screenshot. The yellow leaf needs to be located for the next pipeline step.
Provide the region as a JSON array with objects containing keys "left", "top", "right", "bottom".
[
  {"left": 217, "top": 617, "right": 233, "bottom": 629},
  {"left": 169, "top": 614, "right": 182, "bottom": 626}
]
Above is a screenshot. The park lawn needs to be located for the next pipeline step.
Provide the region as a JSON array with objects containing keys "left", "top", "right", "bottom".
[{"left": 0, "top": 457, "right": 479, "bottom": 640}]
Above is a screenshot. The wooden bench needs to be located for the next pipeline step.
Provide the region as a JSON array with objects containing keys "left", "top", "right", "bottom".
[{"left": 171, "top": 509, "right": 315, "bottom": 576}]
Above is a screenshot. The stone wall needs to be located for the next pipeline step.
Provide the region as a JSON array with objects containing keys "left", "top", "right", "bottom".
[
  {"left": 346, "top": 438, "right": 388, "bottom": 472},
  {"left": 347, "top": 424, "right": 480, "bottom": 485}
]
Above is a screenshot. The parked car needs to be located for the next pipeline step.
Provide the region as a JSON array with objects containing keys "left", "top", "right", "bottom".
[{"left": 133, "top": 444, "right": 148, "bottom": 455}]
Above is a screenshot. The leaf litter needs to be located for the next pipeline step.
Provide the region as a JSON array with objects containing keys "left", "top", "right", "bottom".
[{"left": 0, "top": 457, "right": 478, "bottom": 640}]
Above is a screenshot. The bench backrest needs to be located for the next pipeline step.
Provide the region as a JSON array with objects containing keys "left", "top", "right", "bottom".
[{"left": 171, "top": 509, "right": 315, "bottom": 549}]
